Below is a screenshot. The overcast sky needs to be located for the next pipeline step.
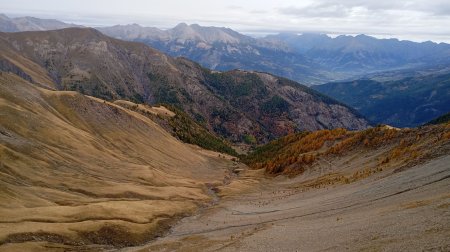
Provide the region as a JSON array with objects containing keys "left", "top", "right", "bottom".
[{"left": 2, "top": 0, "right": 450, "bottom": 42}]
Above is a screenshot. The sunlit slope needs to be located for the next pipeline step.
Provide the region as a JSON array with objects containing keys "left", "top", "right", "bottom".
[
  {"left": 243, "top": 125, "right": 450, "bottom": 178},
  {"left": 0, "top": 72, "right": 235, "bottom": 248}
]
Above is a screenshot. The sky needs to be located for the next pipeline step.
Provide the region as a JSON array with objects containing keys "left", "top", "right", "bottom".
[{"left": 2, "top": 0, "right": 450, "bottom": 42}]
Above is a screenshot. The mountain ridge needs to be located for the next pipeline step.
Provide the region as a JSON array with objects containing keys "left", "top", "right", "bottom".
[
  {"left": 97, "top": 23, "right": 330, "bottom": 85},
  {"left": 0, "top": 14, "right": 82, "bottom": 32},
  {"left": 2, "top": 14, "right": 450, "bottom": 86},
  {"left": 0, "top": 27, "right": 369, "bottom": 144},
  {"left": 267, "top": 32, "right": 450, "bottom": 73}
]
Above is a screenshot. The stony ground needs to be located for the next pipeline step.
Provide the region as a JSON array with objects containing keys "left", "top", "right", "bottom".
[{"left": 124, "top": 155, "right": 450, "bottom": 252}]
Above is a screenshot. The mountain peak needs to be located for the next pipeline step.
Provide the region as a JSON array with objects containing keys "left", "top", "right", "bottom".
[
  {"left": 174, "top": 22, "right": 189, "bottom": 29},
  {"left": 0, "top": 14, "right": 81, "bottom": 32},
  {"left": 355, "top": 34, "right": 376, "bottom": 41},
  {"left": 128, "top": 23, "right": 142, "bottom": 27},
  {"left": 167, "top": 22, "right": 249, "bottom": 44},
  {"left": 0, "top": 13, "right": 10, "bottom": 20}
]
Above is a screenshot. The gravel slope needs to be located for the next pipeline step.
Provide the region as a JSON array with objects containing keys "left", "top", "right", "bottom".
[{"left": 128, "top": 155, "right": 450, "bottom": 252}]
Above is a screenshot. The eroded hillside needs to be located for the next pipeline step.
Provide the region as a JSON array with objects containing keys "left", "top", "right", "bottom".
[
  {"left": 1, "top": 72, "right": 449, "bottom": 251},
  {"left": 0, "top": 28, "right": 369, "bottom": 144},
  {"left": 0, "top": 72, "right": 244, "bottom": 250},
  {"left": 128, "top": 124, "right": 450, "bottom": 252}
]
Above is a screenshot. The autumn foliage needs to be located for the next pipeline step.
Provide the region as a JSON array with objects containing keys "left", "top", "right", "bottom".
[
  {"left": 243, "top": 124, "right": 450, "bottom": 176},
  {"left": 242, "top": 128, "right": 349, "bottom": 174}
]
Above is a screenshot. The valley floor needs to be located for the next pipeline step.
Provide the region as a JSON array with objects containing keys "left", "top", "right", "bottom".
[
  {"left": 125, "top": 155, "right": 450, "bottom": 252},
  {"left": 0, "top": 73, "right": 449, "bottom": 251}
]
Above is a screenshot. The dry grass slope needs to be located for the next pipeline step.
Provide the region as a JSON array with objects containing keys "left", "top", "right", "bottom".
[
  {"left": 0, "top": 72, "right": 237, "bottom": 250},
  {"left": 244, "top": 124, "right": 450, "bottom": 180}
]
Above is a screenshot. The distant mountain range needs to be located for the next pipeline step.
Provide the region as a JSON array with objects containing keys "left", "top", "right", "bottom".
[
  {"left": 0, "top": 28, "right": 368, "bottom": 144},
  {"left": 266, "top": 33, "right": 450, "bottom": 73},
  {"left": 98, "top": 24, "right": 450, "bottom": 84},
  {"left": 2, "top": 14, "right": 450, "bottom": 86},
  {"left": 314, "top": 67, "right": 450, "bottom": 127},
  {"left": 0, "top": 13, "right": 82, "bottom": 32},
  {"left": 97, "top": 23, "right": 330, "bottom": 85},
  {"left": 1, "top": 14, "right": 448, "bottom": 129}
]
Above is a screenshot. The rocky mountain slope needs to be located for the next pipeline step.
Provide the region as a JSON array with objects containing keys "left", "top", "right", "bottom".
[
  {"left": 98, "top": 24, "right": 450, "bottom": 84},
  {"left": 98, "top": 23, "right": 330, "bottom": 85},
  {"left": 313, "top": 69, "right": 450, "bottom": 127},
  {"left": 0, "top": 28, "right": 369, "bottom": 144}
]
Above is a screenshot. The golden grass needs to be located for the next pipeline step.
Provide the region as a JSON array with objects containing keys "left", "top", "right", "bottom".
[
  {"left": 0, "top": 73, "right": 237, "bottom": 249},
  {"left": 113, "top": 100, "right": 175, "bottom": 117}
]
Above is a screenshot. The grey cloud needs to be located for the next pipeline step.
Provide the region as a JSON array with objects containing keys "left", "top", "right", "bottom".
[
  {"left": 226, "top": 5, "right": 243, "bottom": 10},
  {"left": 279, "top": 1, "right": 408, "bottom": 19},
  {"left": 420, "top": 1, "right": 450, "bottom": 16},
  {"left": 279, "top": 4, "right": 351, "bottom": 18},
  {"left": 280, "top": 0, "right": 450, "bottom": 18},
  {"left": 249, "top": 9, "right": 268, "bottom": 14},
  {"left": 2, "top": 0, "right": 449, "bottom": 43},
  {"left": 315, "top": 0, "right": 406, "bottom": 11}
]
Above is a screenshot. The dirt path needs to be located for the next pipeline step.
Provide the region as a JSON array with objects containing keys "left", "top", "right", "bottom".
[{"left": 123, "top": 155, "right": 450, "bottom": 252}]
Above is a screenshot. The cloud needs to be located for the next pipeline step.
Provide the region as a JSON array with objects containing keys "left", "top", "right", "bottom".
[
  {"left": 279, "top": 4, "right": 351, "bottom": 18},
  {"left": 249, "top": 9, "right": 268, "bottom": 15},
  {"left": 278, "top": 1, "right": 411, "bottom": 19},
  {"left": 1, "top": 0, "right": 449, "bottom": 42},
  {"left": 279, "top": 0, "right": 450, "bottom": 18},
  {"left": 419, "top": 1, "right": 450, "bottom": 16},
  {"left": 316, "top": 0, "right": 406, "bottom": 11},
  {"left": 226, "top": 5, "right": 243, "bottom": 10}
]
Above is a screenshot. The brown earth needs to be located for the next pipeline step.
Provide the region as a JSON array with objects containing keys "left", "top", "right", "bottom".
[
  {"left": 124, "top": 146, "right": 450, "bottom": 252},
  {"left": 0, "top": 72, "right": 245, "bottom": 251},
  {"left": 0, "top": 70, "right": 448, "bottom": 251}
]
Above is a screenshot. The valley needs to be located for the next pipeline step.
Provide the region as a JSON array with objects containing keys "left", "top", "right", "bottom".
[
  {"left": 126, "top": 124, "right": 450, "bottom": 251},
  {"left": 314, "top": 68, "right": 450, "bottom": 127},
  {"left": 0, "top": 11, "right": 449, "bottom": 252},
  {"left": 1, "top": 73, "right": 448, "bottom": 250},
  {"left": 129, "top": 155, "right": 450, "bottom": 251}
]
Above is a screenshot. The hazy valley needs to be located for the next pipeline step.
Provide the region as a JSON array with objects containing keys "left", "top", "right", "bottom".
[{"left": 314, "top": 66, "right": 450, "bottom": 127}]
